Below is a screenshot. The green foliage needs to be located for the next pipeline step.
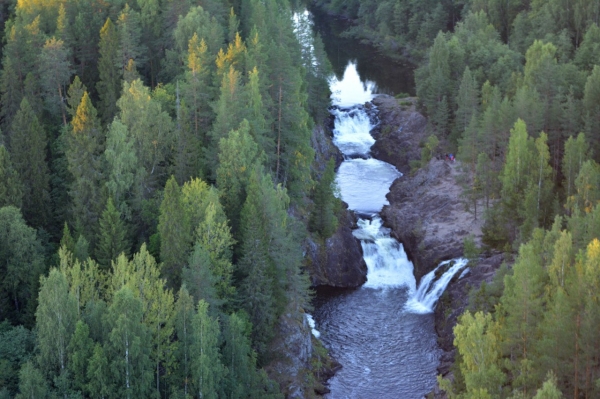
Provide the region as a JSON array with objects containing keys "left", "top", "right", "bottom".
[
  {"left": 310, "top": 158, "right": 340, "bottom": 238},
  {"left": 0, "top": 323, "right": 35, "bottom": 396},
  {"left": 0, "top": 145, "right": 23, "bottom": 209},
  {"left": 67, "top": 91, "right": 103, "bottom": 242},
  {"left": 463, "top": 235, "right": 480, "bottom": 265},
  {"left": 9, "top": 97, "right": 51, "bottom": 227},
  {"left": 96, "top": 197, "right": 129, "bottom": 269},
  {"left": 0, "top": 206, "right": 45, "bottom": 326}
]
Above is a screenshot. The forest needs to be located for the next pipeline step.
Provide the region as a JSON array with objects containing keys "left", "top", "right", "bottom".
[
  {"left": 0, "top": 0, "right": 341, "bottom": 398},
  {"left": 314, "top": 0, "right": 600, "bottom": 397}
]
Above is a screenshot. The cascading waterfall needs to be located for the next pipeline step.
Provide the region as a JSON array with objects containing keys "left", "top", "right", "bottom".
[
  {"left": 313, "top": 60, "right": 467, "bottom": 398},
  {"left": 353, "top": 218, "right": 416, "bottom": 290},
  {"left": 405, "top": 259, "right": 469, "bottom": 314}
]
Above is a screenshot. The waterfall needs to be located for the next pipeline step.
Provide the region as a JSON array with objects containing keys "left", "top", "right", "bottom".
[
  {"left": 354, "top": 218, "right": 417, "bottom": 290},
  {"left": 405, "top": 259, "right": 469, "bottom": 314}
]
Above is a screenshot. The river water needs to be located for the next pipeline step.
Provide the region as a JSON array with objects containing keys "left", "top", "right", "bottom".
[
  {"left": 312, "top": 60, "right": 443, "bottom": 398},
  {"left": 308, "top": 17, "right": 470, "bottom": 395}
]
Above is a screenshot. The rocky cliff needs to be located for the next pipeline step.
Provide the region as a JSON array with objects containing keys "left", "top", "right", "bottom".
[
  {"left": 369, "top": 95, "right": 505, "bottom": 385},
  {"left": 307, "top": 125, "right": 368, "bottom": 288}
]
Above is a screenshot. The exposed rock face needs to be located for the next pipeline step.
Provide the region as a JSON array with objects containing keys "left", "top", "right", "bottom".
[
  {"left": 307, "top": 123, "right": 368, "bottom": 288},
  {"left": 381, "top": 158, "right": 484, "bottom": 283},
  {"left": 370, "top": 97, "right": 506, "bottom": 395},
  {"left": 267, "top": 312, "right": 313, "bottom": 398},
  {"left": 306, "top": 206, "right": 367, "bottom": 288},
  {"left": 369, "top": 95, "right": 428, "bottom": 174}
]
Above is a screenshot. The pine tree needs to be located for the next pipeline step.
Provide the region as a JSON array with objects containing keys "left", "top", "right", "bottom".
[
  {"left": 453, "top": 66, "right": 479, "bottom": 142},
  {"left": 97, "top": 18, "right": 121, "bottom": 126},
  {"left": 38, "top": 37, "right": 73, "bottom": 125},
  {"left": 96, "top": 197, "right": 129, "bottom": 269},
  {"left": 0, "top": 145, "right": 23, "bottom": 208},
  {"left": 9, "top": 97, "right": 51, "bottom": 227},
  {"left": 182, "top": 33, "right": 212, "bottom": 144}
]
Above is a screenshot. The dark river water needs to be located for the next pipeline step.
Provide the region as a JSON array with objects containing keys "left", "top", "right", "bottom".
[{"left": 304, "top": 8, "right": 468, "bottom": 399}]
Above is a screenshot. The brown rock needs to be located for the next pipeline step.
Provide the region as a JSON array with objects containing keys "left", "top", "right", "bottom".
[{"left": 369, "top": 95, "right": 428, "bottom": 174}]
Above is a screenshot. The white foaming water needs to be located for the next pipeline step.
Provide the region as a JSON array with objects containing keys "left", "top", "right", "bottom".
[
  {"left": 405, "top": 259, "right": 469, "bottom": 314},
  {"left": 354, "top": 218, "right": 417, "bottom": 290},
  {"left": 331, "top": 107, "right": 375, "bottom": 156},
  {"left": 305, "top": 314, "right": 320, "bottom": 338},
  {"left": 330, "top": 62, "right": 377, "bottom": 107}
]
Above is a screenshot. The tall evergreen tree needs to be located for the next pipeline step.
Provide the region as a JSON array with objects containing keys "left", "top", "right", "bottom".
[
  {"left": 158, "top": 176, "right": 191, "bottom": 288},
  {"left": 96, "top": 197, "right": 129, "bottom": 269},
  {"left": 66, "top": 91, "right": 103, "bottom": 242},
  {"left": 97, "top": 18, "right": 121, "bottom": 126},
  {"left": 116, "top": 4, "right": 147, "bottom": 74},
  {"left": 38, "top": 37, "right": 73, "bottom": 125},
  {"left": 9, "top": 98, "right": 50, "bottom": 227},
  {"left": 0, "top": 145, "right": 23, "bottom": 208}
]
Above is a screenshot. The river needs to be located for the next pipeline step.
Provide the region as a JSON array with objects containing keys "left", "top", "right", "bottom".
[{"left": 308, "top": 11, "right": 468, "bottom": 398}]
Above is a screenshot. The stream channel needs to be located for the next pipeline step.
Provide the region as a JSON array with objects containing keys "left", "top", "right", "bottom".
[{"left": 309, "top": 10, "right": 469, "bottom": 398}]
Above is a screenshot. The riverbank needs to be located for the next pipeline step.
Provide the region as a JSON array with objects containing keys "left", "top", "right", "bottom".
[{"left": 370, "top": 94, "right": 505, "bottom": 386}]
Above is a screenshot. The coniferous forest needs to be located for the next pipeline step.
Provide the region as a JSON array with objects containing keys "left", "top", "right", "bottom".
[
  {"left": 3, "top": 0, "right": 600, "bottom": 397},
  {"left": 0, "top": 0, "right": 339, "bottom": 398},
  {"left": 314, "top": 0, "right": 600, "bottom": 397}
]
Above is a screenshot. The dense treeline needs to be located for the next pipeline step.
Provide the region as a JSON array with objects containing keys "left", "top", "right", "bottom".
[
  {"left": 0, "top": 0, "right": 338, "bottom": 398},
  {"left": 314, "top": 0, "right": 600, "bottom": 397}
]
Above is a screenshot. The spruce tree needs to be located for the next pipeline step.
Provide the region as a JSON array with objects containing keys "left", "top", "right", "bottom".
[
  {"left": 158, "top": 176, "right": 191, "bottom": 288},
  {"left": 9, "top": 98, "right": 51, "bottom": 227},
  {"left": 116, "top": 4, "right": 147, "bottom": 74},
  {"left": 66, "top": 91, "right": 103, "bottom": 242},
  {"left": 96, "top": 197, "right": 129, "bottom": 269},
  {"left": 0, "top": 145, "right": 23, "bottom": 208}
]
